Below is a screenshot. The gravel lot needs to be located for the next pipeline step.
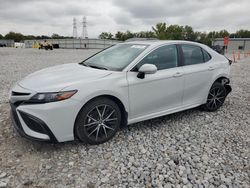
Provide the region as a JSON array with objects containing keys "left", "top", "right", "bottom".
[{"left": 0, "top": 48, "right": 249, "bottom": 188}]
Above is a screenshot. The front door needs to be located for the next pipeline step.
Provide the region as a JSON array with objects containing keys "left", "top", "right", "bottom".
[{"left": 127, "top": 44, "right": 184, "bottom": 121}]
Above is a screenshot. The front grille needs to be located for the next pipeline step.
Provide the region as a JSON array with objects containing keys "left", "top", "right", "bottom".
[{"left": 12, "top": 91, "right": 30, "bottom": 96}]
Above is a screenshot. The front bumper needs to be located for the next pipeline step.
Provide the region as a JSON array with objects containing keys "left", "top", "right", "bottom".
[
  {"left": 9, "top": 83, "right": 81, "bottom": 143},
  {"left": 10, "top": 102, "right": 58, "bottom": 143}
]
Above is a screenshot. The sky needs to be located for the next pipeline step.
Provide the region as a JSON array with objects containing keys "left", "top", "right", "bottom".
[{"left": 0, "top": 0, "right": 250, "bottom": 38}]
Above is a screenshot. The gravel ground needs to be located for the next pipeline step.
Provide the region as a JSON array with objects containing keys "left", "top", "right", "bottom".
[
  {"left": 0, "top": 48, "right": 99, "bottom": 103},
  {"left": 0, "top": 48, "right": 249, "bottom": 188}
]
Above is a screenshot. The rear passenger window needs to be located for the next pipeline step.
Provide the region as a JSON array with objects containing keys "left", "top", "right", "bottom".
[
  {"left": 181, "top": 45, "right": 204, "bottom": 65},
  {"left": 202, "top": 49, "right": 211, "bottom": 62}
]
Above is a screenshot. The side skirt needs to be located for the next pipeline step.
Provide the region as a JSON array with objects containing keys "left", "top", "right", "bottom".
[{"left": 127, "top": 103, "right": 202, "bottom": 125}]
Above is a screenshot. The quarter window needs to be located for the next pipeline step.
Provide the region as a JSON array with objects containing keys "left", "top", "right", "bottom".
[
  {"left": 134, "top": 45, "right": 178, "bottom": 71},
  {"left": 202, "top": 49, "right": 211, "bottom": 62},
  {"left": 181, "top": 45, "right": 204, "bottom": 65}
]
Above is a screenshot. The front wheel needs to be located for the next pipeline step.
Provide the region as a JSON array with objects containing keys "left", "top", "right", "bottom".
[
  {"left": 202, "top": 82, "right": 227, "bottom": 112},
  {"left": 75, "top": 98, "right": 121, "bottom": 145}
]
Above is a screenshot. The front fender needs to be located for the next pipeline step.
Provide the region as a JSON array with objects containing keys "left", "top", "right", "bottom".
[{"left": 79, "top": 90, "right": 129, "bottom": 113}]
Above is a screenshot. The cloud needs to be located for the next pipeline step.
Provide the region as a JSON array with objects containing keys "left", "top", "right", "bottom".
[{"left": 0, "top": 0, "right": 249, "bottom": 37}]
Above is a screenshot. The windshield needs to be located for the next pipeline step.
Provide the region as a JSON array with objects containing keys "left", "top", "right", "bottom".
[{"left": 82, "top": 43, "right": 148, "bottom": 71}]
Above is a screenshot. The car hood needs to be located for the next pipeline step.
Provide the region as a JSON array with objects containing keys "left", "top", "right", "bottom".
[{"left": 18, "top": 63, "right": 112, "bottom": 92}]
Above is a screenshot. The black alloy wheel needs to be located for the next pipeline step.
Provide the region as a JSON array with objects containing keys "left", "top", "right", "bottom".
[
  {"left": 75, "top": 98, "right": 121, "bottom": 145},
  {"left": 203, "top": 82, "right": 227, "bottom": 112}
]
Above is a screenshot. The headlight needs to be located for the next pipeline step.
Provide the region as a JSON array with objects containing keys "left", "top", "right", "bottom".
[{"left": 29, "top": 90, "right": 77, "bottom": 103}]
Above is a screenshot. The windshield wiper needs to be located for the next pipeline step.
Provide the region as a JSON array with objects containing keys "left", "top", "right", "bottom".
[
  {"left": 88, "top": 65, "right": 108, "bottom": 70},
  {"left": 80, "top": 62, "right": 108, "bottom": 70}
]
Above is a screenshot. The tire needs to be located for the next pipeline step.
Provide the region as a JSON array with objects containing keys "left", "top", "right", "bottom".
[
  {"left": 202, "top": 82, "right": 227, "bottom": 112},
  {"left": 75, "top": 97, "right": 121, "bottom": 145}
]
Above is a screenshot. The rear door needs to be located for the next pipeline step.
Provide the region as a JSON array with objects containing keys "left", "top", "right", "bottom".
[{"left": 180, "top": 44, "right": 214, "bottom": 106}]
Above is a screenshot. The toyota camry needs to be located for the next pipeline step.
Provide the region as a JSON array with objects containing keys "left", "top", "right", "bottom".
[{"left": 9, "top": 41, "right": 232, "bottom": 145}]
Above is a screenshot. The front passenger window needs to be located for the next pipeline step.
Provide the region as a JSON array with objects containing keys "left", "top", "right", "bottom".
[{"left": 133, "top": 45, "right": 178, "bottom": 71}]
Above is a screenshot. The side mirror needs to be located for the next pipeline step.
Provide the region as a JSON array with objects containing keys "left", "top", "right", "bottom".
[{"left": 137, "top": 64, "right": 157, "bottom": 79}]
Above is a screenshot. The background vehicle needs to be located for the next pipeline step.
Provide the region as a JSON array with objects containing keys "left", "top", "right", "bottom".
[
  {"left": 9, "top": 41, "right": 231, "bottom": 145},
  {"left": 212, "top": 45, "right": 225, "bottom": 55},
  {"left": 38, "top": 40, "right": 53, "bottom": 50}
]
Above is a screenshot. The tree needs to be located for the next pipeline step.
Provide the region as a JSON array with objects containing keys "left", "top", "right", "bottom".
[
  {"left": 229, "top": 33, "right": 237, "bottom": 38},
  {"left": 124, "top": 30, "right": 134, "bottom": 40},
  {"left": 0, "top": 34, "right": 3, "bottom": 39},
  {"left": 115, "top": 30, "right": 156, "bottom": 41},
  {"left": 183, "top": 25, "right": 196, "bottom": 41},
  {"left": 152, "top": 22, "right": 167, "bottom": 39},
  {"left": 195, "top": 32, "right": 211, "bottom": 46},
  {"left": 115, "top": 31, "right": 124, "bottom": 41},
  {"left": 136, "top": 31, "right": 156, "bottom": 38},
  {"left": 235, "top": 29, "right": 250, "bottom": 38},
  {"left": 51, "top": 33, "right": 61, "bottom": 39},
  {"left": 5, "top": 32, "right": 24, "bottom": 42},
  {"left": 206, "top": 30, "right": 229, "bottom": 44},
  {"left": 165, "top": 25, "right": 184, "bottom": 40},
  {"left": 99, "top": 32, "right": 113, "bottom": 39},
  {"left": 24, "top": 35, "right": 36, "bottom": 40},
  {"left": 218, "top": 30, "right": 230, "bottom": 38},
  {"left": 36, "top": 35, "right": 51, "bottom": 39},
  {"left": 114, "top": 31, "right": 134, "bottom": 41}
]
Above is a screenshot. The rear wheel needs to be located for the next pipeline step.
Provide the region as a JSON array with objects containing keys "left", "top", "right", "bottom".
[
  {"left": 75, "top": 98, "right": 121, "bottom": 145},
  {"left": 202, "top": 82, "right": 227, "bottom": 112}
]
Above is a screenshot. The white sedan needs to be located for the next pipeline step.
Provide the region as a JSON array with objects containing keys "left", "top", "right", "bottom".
[{"left": 9, "top": 41, "right": 232, "bottom": 144}]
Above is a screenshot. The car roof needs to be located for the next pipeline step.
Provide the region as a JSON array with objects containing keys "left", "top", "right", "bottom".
[{"left": 123, "top": 40, "right": 207, "bottom": 48}]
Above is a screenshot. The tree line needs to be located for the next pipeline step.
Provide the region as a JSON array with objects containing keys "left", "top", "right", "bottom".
[
  {"left": 0, "top": 32, "right": 71, "bottom": 42},
  {"left": 99, "top": 22, "right": 250, "bottom": 46},
  {"left": 1, "top": 22, "right": 250, "bottom": 47}
]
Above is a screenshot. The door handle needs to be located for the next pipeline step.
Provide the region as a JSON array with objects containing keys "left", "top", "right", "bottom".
[
  {"left": 173, "top": 72, "right": 183, "bottom": 77},
  {"left": 208, "top": 66, "right": 215, "bottom": 71}
]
